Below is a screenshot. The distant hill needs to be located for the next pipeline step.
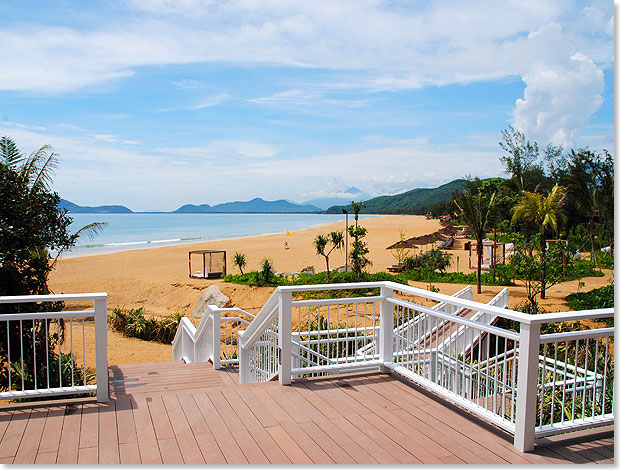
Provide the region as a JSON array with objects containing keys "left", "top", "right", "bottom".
[
  {"left": 325, "top": 179, "right": 466, "bottom": 214},
  {"left": 59, "top": 198, "right": 133, "bottom": 213},
  {"left": 174, "top": 197, "right": 322, "bottom": 213},
  {"left": 303, "top": 187, "right": 370, "bottom": 210}
]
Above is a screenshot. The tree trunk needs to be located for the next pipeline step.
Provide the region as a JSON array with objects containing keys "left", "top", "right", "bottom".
[
  {"left": 476, "top": 240, "right": 483, "bottom": 294},
  {"left": 540, "top": 232, "right": 546, "bottom": 300},
  {"left": 589, "top": 216, "right": 596, "bottom": 264},
  {"left": 325, "top": 255, "right": 330, "bottom": 283}
]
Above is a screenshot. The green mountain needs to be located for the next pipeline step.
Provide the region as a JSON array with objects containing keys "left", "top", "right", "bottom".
[
  {"left": 174, "top": 197, "right": 322, "bottom": 213},
  {"left": 59, "top": 198, "right": 133, "bottom": 213},
  {"left": 325, "top": 179, "right": 466, "bottom": 214}
]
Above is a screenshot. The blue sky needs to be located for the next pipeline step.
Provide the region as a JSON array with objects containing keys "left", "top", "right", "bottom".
[{"left": 0, "top": 0, "right": 614, "bottom": 211}]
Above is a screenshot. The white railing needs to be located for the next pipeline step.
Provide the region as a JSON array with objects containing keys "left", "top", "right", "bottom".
[
  {"left": 237, "top": 281, "right": 613, "bottom": 453},
  {"left": 172, "top": 306, "right": 254, "bottom": 368},
  {"left": 0, "top": 293, "right": 108, "bottom": 402}
]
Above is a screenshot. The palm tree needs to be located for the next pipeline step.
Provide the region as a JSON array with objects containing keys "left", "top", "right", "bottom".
[
  {"left": 511, "top": 184, "right": 566, "bottom": 299},
  {"left": 313, "top": 231, "right": 344, "bottom": 283},
  {"left": 0, "top": 136, "right": 106, "bottom": 269},
  {"left": 232, "top": 252, "right": 247, "bottom": 274},
  {"left": 454, "top": 183, "right": 496, "bottom": 294}
]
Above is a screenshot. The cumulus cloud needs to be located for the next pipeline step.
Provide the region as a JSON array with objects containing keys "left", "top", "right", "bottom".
[{"left": 511, "top": 23, "right": 605, "bottom": 147}]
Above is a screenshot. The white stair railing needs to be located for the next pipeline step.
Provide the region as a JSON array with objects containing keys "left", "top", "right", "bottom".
[
  {"left": 172, "top": 306, "right": 254, "bottom": 367},
  {"left": 234, "top": 281, "right": 613, "bottom": 453}
]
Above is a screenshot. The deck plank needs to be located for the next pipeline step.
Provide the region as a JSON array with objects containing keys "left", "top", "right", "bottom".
[
  {"left": 177, "top": 393, "right": 227, "bottom": 465},
  {"left": 157, "top": 438, "right": 184, "bottom": 464},
  {"left": 251, "top": 386, "right": 335, "bottom": 464},
  {"left": 13, "top": 407, "right": 48, "bottom": 464},
  {"left": 131, "top": 395, "right": 162, "bottom": 465},
  {"left": 0, "top": 409, "right": 30, "bottom": 459},
  {"left": 161, "top": 394, "right": 205, "bottom": 464},
  {"left": 98, "top": 400, "right": 119, "bottom": 464},
  {"left": 146, "top": 394, "right": 175, "bottom": 441},
  {"left": 115, "top": 395, "right": 137, "bottom": 444},
  {"left": 221, "top": 388, "right": 291, "bottom": 464},
  {"left": 35, "top": 451, "right": 57, "bottom": 464},
  {"left": 0, "top": 363, "right": 612, "bottom": 465},
  {"left": 119, "top": 442, "right": 141, "bottom": 464},
  {"left": 265, "top": 425, "right": 313, "bottom": 464},
  {"left": 299, "top": 420, "right": 356, "bottom": 464},
  {"left": 192, "top": 391, "right": 248, "bottom": 464},
  {"left": 56, "top": 405, "right": 82, "bottom": 464},
  {"left": 77, "top": 446, "right": 98, "bottom": 464},
  {"left": 78, "top": 403, "right": 99, "bottom": 449},
  {"left": 37, "top": 406, "right": 64, "bottom": 454}
]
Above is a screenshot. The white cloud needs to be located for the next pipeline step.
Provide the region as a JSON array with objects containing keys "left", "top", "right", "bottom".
[
  {"left": 0, "top": 1, "right": 612, "bottom": 155},
  {"left": 0, "top": 122, "right": 500, "bottom": 211},
  {"left": 511, "top": 24, "right": 605, "bottom": 147}
]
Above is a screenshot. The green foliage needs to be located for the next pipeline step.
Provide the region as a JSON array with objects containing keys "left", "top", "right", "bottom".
[
  {"left": 565, "top": 285, "right": 614, "bottom": 327},
  {"left": 232, "top": 252, "right": 247, "bottom": 274},
  {"left": 325, "top": 179, "right": 466, "bottom": 215},
  {"left": 313, "top": 231, "right": 344, "bottom": 283},
  {"left": 8, "top": 350, "right": 95, "bottom": 400},
  {"left": 348, "top": 201, "right": 371, "bottom": 281},
  {"left": 108, "top": 308, "right": 184, "bottom": 343},
  {"left": 260, "top": 258, "right": 274, "bottom": 284}
]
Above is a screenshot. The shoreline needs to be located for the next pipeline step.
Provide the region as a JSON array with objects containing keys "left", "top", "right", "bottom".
[{"left": 61, "top": 214, "right": 378, "bottom": 259}]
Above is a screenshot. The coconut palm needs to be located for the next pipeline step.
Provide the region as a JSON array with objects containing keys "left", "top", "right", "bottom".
[
  {"left": 313, "top": 231, "right": 344, "bottom": 283},
  {"left": 511, "top": 184, "right": 566, "bottom": 299},
  {"left": 232, "top": 252, "right": 247, "bottom": 274},
  {"left": 454, "top": 182, "right": 497, "bottom": 294},
  {"left": 0, "top": 136, "right": 106, "bottom": 267}
]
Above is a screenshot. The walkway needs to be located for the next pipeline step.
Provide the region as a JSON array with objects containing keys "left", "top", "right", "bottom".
[{"left": 0, "top": 362, "right": 613, "bottom": 464}]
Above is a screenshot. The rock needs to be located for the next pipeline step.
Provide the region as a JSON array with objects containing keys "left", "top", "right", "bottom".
[{"left": 191, "top": 285, "right": 231, "bottom": 318}]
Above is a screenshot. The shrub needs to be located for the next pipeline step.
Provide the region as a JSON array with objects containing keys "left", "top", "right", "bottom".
[
  {"left": 565, "top": 285, "right": 614, "bottom": 327},
  {"left": 109, "top": 308, "right": 184, "bottom": 343}
]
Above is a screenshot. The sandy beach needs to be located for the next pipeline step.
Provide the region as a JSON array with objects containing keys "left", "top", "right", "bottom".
[{"left": 48, "top": 215, "right": 613, "bottom": 365}]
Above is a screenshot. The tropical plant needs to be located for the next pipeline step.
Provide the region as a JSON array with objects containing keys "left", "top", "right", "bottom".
[
  {"left": 511, "top": 184, "right": 566, "bottom": 299},
  {"left": 0, "top": 136, "right": 105, "bottom": 395},
  {"left": 453, "top": 178, "right": 497, "bottom": 294},
  {"left": 313, "top": 231, "right": 344, "bottom": 283},
  {"left": 566, "top": 149, "right": 614, "bottom": 264},
  {"left": 232, "top": 252, "right": 247, "bottom": 274},
  {"left": 510, "top": 237, "right": 569, "bottom": 313},
  {"left": 260, "top": 258, "right": 274, "bottom": 284},
  {"left": 347, "top": 201, "right": 371, "bottom": 281},
  {"left": 391, "top": 229, "right": 412, "bottom": 265},
  {"left": 108, "top": 308, "right": 184, "bottom": 343}
]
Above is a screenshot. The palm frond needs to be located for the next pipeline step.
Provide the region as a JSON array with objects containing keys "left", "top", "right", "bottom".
[
  {"left": 29, "top": 151, "right": 58, "bottom": 191},
  {"left": 0, "top": 136, "right": 24, "bottom": 166}
]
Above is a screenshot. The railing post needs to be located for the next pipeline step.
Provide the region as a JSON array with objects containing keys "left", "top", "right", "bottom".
[
  {"left": 379, "top": 285, "right": 394, "bottom": 373},
  {"left": 514, "top": 321, "right": 540, "bottom": 452},
  {"left": 238, "top": 330, "right": 249, "bottom": 384},
  {"left": 211, "top": 310, "right": 221, "bottom": 369},
  {"left": 278, "top": 289, "right": 292, "bottom": 385},
  {"left": 94, "top": 296, "right": 109, "bottom": 403}
]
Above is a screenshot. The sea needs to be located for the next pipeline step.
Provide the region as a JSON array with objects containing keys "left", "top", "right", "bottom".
[{"left": 63, "top": 213, "right": 368, "bottom": 257}]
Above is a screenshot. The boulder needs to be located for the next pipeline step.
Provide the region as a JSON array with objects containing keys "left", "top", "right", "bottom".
[{"left": 191, "top": 285, "right": 231, "bottom": 318}]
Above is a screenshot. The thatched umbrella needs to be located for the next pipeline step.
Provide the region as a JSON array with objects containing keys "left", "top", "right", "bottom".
[{"left": 386, "top": 231, "right": 446, "bottom": 250}]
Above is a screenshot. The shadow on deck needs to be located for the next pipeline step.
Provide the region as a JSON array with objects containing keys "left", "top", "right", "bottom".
[{"left": 0, "top": 361, "right": 613, "bottom": 464}]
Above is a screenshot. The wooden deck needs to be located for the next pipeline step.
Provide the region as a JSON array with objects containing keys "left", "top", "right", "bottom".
[{"left": 0, "top": 361, "right": 613, "bottom": 464}]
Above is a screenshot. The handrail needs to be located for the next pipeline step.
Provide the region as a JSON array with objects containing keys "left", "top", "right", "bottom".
[
  {"left": 238, "top": 289, "right": 281, "bottom": 348},
  {"left": 0, "top": 293, "right": 108, "bottom": 403},
  {"left": 234, "top": 280, "right": 613, "bottom": 454}
]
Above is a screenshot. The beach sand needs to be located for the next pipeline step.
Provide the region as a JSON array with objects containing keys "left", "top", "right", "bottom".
[{"left": 47, "top": 215, "right": 613, "bottom": 365}]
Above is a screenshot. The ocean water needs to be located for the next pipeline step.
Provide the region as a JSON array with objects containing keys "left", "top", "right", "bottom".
[{"left": 64, "top": 213, "right": 364, "bottom": 257}]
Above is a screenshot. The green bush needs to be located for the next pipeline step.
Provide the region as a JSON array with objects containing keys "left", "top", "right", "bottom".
[
  {"left": 109, "top": 308, "right": 184, "bottom": 343},
  {"left": 565, "top": 285, "right": 614, "bottom": 327}
]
